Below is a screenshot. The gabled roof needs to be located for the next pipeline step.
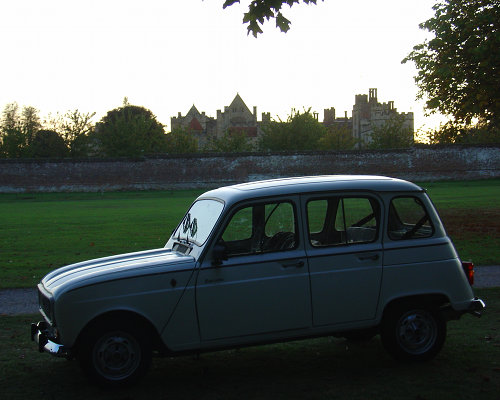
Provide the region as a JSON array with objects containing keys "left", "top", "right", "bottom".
[
  {"left": 228, "top": 93, "right": 252, "bottom": 115},
  {"left": 186, "top": 105, "right": 201, "bottom": 118}
]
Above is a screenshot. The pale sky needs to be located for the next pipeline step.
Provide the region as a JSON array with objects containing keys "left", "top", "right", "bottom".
[{"left": 0, "top": 0, "right": 444, "bottom": 132}]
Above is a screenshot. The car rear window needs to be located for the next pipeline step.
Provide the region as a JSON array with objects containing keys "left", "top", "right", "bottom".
[{"left": 388, "top": 196, "right": 434, "bottom": 240}]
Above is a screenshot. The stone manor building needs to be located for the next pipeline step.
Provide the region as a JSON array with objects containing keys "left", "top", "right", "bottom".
[
  {"left": 171, "top": 94, "right": 270, "bottom": 149},
  {"left": 171, "top": 89, "right": 413, "bottom": 149},
  {"left": 352, "top": 88, "right": 414, "bottom": 146}
]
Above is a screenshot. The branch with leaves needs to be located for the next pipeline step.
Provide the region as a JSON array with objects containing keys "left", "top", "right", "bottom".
[
  {"left": 403, "top": 0, "right": 500, "bottom": 129},
  {"left": 223, "top": 0, "right": 322, "bottom": 37}
]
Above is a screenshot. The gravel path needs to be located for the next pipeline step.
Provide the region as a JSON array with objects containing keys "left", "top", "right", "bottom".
[{"left": 1, "top": 265, "right": 499, "bottom": 316}]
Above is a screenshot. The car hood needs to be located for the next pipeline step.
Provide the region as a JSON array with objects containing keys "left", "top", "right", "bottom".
[{"left": 41, "top": 248, "right": 195, "bottom": 297}]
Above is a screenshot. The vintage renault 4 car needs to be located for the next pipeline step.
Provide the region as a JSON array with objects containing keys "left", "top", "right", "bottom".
[{"left": 32, "top": 175, "right": 485, "bottom": 385}]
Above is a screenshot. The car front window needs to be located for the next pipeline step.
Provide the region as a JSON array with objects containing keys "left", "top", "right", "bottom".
[
  {"left": 173, "top": 199, "right": 224, "bottom": 246},
  {"left": 221, "top": 201, "right": 297, "bottom": 257}
]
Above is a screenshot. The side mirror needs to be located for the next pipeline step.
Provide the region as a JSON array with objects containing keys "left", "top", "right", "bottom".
[{"left": 212, "top": 242, "right": 228, "bottom": 266}]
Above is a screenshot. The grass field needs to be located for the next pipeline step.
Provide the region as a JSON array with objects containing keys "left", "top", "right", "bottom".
[
  {"left": 0, "top": 189, "right": 204, "bottom": 288},
  {"left": 421, "top": 179, "right": 500, "bottom": 267},
  {"left": 0, "top": 179, "right": 499, "bottom": 289},
  {"left": 0, "top": 287, "right": 498, "bottom": 399}
]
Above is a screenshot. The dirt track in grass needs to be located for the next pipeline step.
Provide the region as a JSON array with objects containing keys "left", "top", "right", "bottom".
[{"left": 439, "top": 208, "right": 500, "bottom": 239}]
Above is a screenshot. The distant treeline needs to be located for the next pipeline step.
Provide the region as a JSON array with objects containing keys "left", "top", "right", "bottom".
[{"left": 1, "top": 101, "right": 498, "bottom": 159}]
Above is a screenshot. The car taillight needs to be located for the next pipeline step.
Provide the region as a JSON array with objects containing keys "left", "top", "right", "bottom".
[{"left": 462, "top": 261, "right": 474, "bottom": 286}]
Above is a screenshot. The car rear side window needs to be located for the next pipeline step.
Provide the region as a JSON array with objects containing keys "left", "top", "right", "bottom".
[
  {"left": 307, "top": 196, "right": 379, "bottom": 247},
  {"left": 388, "top": 196, "right": 434, "bottom": 240}
]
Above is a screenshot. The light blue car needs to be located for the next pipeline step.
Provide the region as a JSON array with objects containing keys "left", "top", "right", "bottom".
[{"left": 31, "top": 175, "right": 485, "bottom": 386}]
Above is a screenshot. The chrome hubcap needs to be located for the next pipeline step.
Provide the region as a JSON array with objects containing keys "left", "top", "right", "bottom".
[
  {"left": 397, "top": 310, "right": 437, "bottom": 355},
  {"left": 94, "top": 332, "right": 141, "bottom": 380}
]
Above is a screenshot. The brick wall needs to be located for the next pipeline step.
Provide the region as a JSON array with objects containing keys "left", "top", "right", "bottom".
[{"left": 0, "top": 145, "right": 499, "bottom": 192}]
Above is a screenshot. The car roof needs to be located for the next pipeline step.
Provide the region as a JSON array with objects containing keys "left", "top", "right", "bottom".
[{"left": 197, "top": 175, "right": 423, "bottom": 205}]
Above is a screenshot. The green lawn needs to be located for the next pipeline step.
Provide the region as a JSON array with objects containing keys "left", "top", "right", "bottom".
[
  {"left": 0, "top": 190, "right": 204, "bottom": 288},
  {"left": 1, "top": 287, "right": 498, "bottom": 399},
  {"left": 0, "top": 179, "right": 499, "bottom": 288},
  {"left": 421, "top": 179, "right": 500, "bottom": 209},
  {"left": 421, "top": 179, "right": 500, "bottom": 265}
]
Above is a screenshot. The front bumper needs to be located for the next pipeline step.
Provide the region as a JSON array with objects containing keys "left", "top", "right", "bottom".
[{"left": 31, "top": 321, "right": 69, "bottom": 358}]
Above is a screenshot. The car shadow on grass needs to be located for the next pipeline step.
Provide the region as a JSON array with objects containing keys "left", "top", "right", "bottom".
[{"left": 4, "top": 327, "right": 497, "bottom": 400}]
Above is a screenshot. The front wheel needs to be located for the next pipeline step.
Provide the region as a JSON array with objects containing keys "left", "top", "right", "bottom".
[
  {"left": 381, "top": 303, "right": 446, "bottom": 362},
  {"left": 78, "top": 321, "right": 152, "bottom": 386}
]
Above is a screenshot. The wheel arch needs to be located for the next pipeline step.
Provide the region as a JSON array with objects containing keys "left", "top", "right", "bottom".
[
  {"left": 381, "top": 293, "right": 450, "bottom": 319},
  {"left": 74, "top": 309, "right": 168, "bottom": 355}
]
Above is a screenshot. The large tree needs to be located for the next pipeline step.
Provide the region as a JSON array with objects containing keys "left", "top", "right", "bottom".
[
  {"left": 96, "top": 105, "right": 166, "bottom": 157},
  {"left": 205, "top": 130, "right": 255, "bottom": 152},
  {"left": 319, "top": 124, "right": 357, "bottom": 150},
  {"left": 164, "top": 128, "right": 198, "bottom": 154},
  {"left": 368, "top": 114, "right": 414, "bottom": 149},
  {"left": 423, "top": 120, "right": 500, "bottom": 144},
  {"left": 46, "top": 109, "right": 96, "bottom": 156},
  {"left": 29, "top": 129, "right": 69, "bottom": 158},
  {"left": 0, "top": 102, "right": 42, "bottom": 157},
  {"left": 21, "top": 106, "right": 42, "bottom": 146},
  {"left": 403, "top": 0, "right": 500, "bottom": 130},
  {"left": 259, "top": 108, "right": 326, "bottom": 151},
  {"left": 223, "top": 0, "right": 321, "bottom": 37}
]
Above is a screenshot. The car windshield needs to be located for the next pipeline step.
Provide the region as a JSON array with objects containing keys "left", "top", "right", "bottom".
[{"left": 172, "top": 199, "right": 224, "bottom": 246}]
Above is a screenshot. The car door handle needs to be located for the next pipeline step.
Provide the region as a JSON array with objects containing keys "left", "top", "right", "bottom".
[
  {"left": 281, "top": 260, "right": 305, "bottom": 268},
  {"left": 357, "top": 254, "right": 379, "bottom": 261}
]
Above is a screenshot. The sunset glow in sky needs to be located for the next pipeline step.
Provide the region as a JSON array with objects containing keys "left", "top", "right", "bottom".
[{"left": 0, "top": 0, "right": 443, "bottom": 131}]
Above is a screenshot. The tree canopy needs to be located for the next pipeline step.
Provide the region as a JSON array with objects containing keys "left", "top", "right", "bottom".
[
  {"left": 223, "top": 0, "right": 321, "bottom": 37},
  {"left": 259, "top": 108, "right": 327, "bottom": 151},
  {"left": 368, "top": 114, "right": 414, "bottom": 149},
  {"left": 45, "top": 110, "right": 96, "bottom": 156},
  {"left": 403, "top": 0, "right": 500, "bottom": 131},
  {"left": 204, "top": 130, "right": 255, "bottom": 152},
  {"left": 319, "top": 125, "right": 357, "bottom": 150},
  {"left": 95, "top": 105, "right": 166, "bottom": 157},
  {"left": 164, "top": 128, "right": 198, "bottom": 154},
  {"left": 0, "top": 102, "right": 42, "bottom": 157},
  {"left": 30, "top": 129, "right": 69, "bottom": 158}
]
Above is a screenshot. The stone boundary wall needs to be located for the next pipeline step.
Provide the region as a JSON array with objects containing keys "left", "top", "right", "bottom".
[{"left": 0, "top": 145, "right": 499, "bottom": 192}]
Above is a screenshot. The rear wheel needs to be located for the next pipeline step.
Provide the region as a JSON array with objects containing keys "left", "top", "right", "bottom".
[
  {"left": 78, "top": 321, "right": 152, "bottom": 386},
  {"left": 381, "top": 303, "right": 446, "bottom": 362}
]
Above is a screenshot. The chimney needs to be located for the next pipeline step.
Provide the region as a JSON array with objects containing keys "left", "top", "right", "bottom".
[{"left": 324, "top": 108, "right": 335, "bottom": 123}]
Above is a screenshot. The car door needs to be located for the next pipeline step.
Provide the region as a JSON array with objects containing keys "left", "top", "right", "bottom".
[
  {"left": 304, "top": 193, "right": 383, "bottom": 326},
  {"left": 196, "top": 197, "right": 312, "bottom": 341}
]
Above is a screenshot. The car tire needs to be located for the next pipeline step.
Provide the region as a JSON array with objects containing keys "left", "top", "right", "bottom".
[
  {"left": 78, "top": 320, "right": 152, "bottom": 386},
  {"left": 381, "top": 303, "right": 446, "bottom": 362}
]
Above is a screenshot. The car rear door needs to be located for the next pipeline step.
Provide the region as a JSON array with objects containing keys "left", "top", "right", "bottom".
[{"left": 303, "top": 193, "right": 383, "bottom": 326}]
